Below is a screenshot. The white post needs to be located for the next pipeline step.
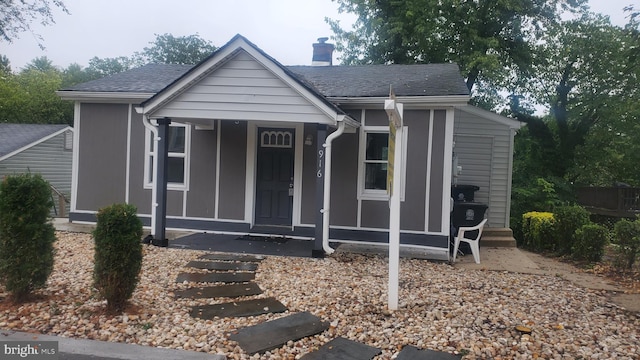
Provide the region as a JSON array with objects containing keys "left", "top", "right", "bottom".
[
  {"left": 385, "top": 92, "right": 403, "bottom": 311},
  {"left": 388, "top": 124, "right": 403, "bottom": 310}
]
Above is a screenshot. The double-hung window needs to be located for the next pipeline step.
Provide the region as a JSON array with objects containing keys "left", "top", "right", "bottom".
[
  {"left": 359, "top": 126, "right": 407, "bottom": 200},
  {"left": 144, "top": 122, "right": 190, "bottom": 190}
]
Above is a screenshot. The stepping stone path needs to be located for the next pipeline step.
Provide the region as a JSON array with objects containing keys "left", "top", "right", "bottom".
[
  {"left": 175, "top": 251, "right": 460, "bottom": 358},
  {"left": 190, "top": 297, "right": 287, "bottom": 318},
  {"left": 299, "top": 337, "right": 381, "bottom": 359}
]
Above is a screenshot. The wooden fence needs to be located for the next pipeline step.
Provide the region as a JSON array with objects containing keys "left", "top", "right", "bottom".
[{"left": 576, "top": 187, "right": 640, "bottom": 217}]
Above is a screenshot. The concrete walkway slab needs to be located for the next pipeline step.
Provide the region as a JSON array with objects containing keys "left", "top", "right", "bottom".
[
  {"left": 174, "top": 283, "right": 262, "bottom": 299},
  {"left": 300, "top": 337, "right": 381, "bottom": 359},
  {"left": 396, "top": 345, "right": 462, "bottom": 359},
  {"left": 199, "top": 253, "right": 265, "bottom": 262},
  {"left": 190, "top": 297, "right": 286, "bottom": 319},
  {"left": 229, "top": 312, "right": 329, "bottom": 355},
  {"left": 1, "top": 329, "right": 225, "bottom": 360},
  {"left": 176, "top": 272, "right": 255, "bottom": 284},
  {"left": 186, "top": 260, "right": 258, "bottom": 272}
]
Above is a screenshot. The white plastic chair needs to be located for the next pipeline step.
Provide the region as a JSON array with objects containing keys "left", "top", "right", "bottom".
[{"left": 452, "top": 218, "right": 488, "bottom": 264}]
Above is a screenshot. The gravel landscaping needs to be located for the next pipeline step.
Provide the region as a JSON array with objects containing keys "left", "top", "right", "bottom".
[{"left": 1, "top": 231, "right": 639, "bottom": 359}]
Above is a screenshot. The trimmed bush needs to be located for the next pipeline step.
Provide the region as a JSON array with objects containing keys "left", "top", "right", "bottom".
[
  {"left": 0, "top": 173, "right": 56, "bottom": 302},
  {"left": 522, "top": 212, "right": 555, "bottom": 251},
  {"left": 93, "top": 203, "right": 143, "bottom": 312},
  {"left": 572, "top": 224, "right": 609, "bottom": 262},
  {"left": 554, "top": 205, "right": 591, "bottom": 255},
  {"left": 613, "top": 218, "right": 640, "bottom": 269}
]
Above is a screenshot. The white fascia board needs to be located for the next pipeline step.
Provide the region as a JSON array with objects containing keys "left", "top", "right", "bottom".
[
  {"left": 0, "top": 126, "right": 73, "bottom": 162},
  {"left": 337, "top": 114, "right": 360, "bottom": 129},
  {"left": 329, "top": 95, "right": 470, "bottom": 108},
  {"left": 56, "top": 91, "right": 153, "bottom": 103},
  {"left": 139, "top": 37, "right": 342, "bottom": 124},
  {"left": 457, "top": 105, "right": 525, "bottom": 129}
]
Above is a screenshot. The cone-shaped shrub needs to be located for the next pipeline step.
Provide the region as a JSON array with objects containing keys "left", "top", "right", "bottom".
[
  {"left": 93, "top": 203, "right": 143, "bottom": 312},
  {"left": 572, "top": 224, "right": 609, "bottom": 262},
  {"left": 613, "top": 218, "right": 640, "bottom": 269},
  {"left": 0, "top": 173, "right": 56, "bottom": 302}
]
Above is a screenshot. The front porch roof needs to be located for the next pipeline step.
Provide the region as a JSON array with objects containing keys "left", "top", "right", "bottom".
[
  {"left": 57, "top": 34, "right": 470, "bottom": 116},
  {"left": 135, "top": 35, "right": 354, "bottom": 127}
]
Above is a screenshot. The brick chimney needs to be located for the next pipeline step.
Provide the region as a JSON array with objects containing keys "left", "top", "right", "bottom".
[{"left": 312, "top": 37, "right": 334, "bottom": 66}]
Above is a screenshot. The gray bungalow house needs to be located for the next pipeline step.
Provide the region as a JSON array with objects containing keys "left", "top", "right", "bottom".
[
  {"left": 58, "top": 34, "right": 521, "bottom": 260},
  {"left": 0, "top": 123, "right": 74, "bottom": 216}
]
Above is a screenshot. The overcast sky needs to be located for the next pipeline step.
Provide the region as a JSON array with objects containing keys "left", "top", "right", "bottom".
[{"left": 2, "top": 0, "right": 634, "bottom": 71}]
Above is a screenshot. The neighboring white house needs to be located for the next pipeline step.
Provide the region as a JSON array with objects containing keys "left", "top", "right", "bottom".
[{"left": 0, "top": 123, "right": 74, "bottom": 216}]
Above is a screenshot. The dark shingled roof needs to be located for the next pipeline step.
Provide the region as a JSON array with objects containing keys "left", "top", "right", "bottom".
[
  {"left": 61, "top": 63, "right": 469, "bottom": 98},
  {"left": 0, "top": 123, "right": 69, "bottom": 158},
  {"left": 288, "top": 64, "right": 469, "bottom": 97},
  {"left": 63, "top": 64, "right": 193, "bottom": 93}
]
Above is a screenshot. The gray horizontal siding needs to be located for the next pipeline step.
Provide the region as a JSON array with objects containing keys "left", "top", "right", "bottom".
[
  {"left": 0, "top": 131, "right": 73, "bottom": 216},
  {"left": 152, "top": 51, "right": 331, "bottom": 123},
  {"left": 454, "top": 108, "right": 513, "bottom": 227}
]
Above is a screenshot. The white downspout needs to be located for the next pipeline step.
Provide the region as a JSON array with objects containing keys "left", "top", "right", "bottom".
[
  {"left": 322, "top": 120, "right": 346, "bottom": 254},
  {"left": 142, "top": 115, "right": 159, "bottom": 235}
]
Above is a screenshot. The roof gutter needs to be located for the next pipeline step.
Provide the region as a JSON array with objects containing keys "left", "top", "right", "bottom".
[
  {"left": 321, "top": 119, "right": 346, "bottom": 254},
  {"left": 56, "top": 91, "right": 154, "bottom": 102},
  {"left": 328, "top": 95, "right": 470, "bottom": 107}
]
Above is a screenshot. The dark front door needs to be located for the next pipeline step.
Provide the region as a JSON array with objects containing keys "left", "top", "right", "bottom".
[{"left": 255, "top": 128, "right": 295, "bottom": 225}]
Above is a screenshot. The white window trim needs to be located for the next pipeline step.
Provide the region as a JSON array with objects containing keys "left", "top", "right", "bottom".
[
  {"left": 357, "top": 125, "right": 407, "bottom": 201},
  {"left": 144, "top": 122, "right": 191, "bottom": 191}
]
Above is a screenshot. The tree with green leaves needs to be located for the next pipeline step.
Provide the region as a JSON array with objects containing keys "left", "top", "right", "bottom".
[
  {"left": 0, "top": 57, "right": 72, "bottom": 125},
  {"left": 0, "top": 0, "right": 69, "bottom": 49},
  {"left": 133, "top": 33, "right": 216, "bottom": 65},
  {"left": 513, "top": 14, "right": 639, "bottom": 184},
  {"left": 328, "top": 0, "right": 586, "bottom": 96}
]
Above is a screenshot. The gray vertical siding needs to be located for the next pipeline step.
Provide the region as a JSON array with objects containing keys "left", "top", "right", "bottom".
[
  {"left": 428, "top": 110, "right": 446, "bottom": 233},
  {"left": 400, "top": 110, "right": 428, "bottom": 231},
  {"left": 76, "top": 103, "right": 128, "bottom": 211},
  {"left": 0, "top": 131, "right": 73, "bottom": 216},
  {"left": 329, "top": 132, "right": 359, "bottom": 226},
  {"left": 218, "top": 120, "right": 247, "bottom": 220},
  {"left": 128, "top": 113, "right": 152, "bottom": 214},
  {"left": 454, "top": 108, "right": 513, "bottom": 228},
  {"left": 186, "top": 125, "right": 217, "bottom": 218},
  {"left": 361, "top": 200, "right": 390, "bottom": 228}
]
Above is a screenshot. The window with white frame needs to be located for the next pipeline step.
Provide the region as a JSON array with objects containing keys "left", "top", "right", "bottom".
[
  {"left": 144, "top": 122, "right": 190, "bottom": 189},
  {"left": 359, "top": 126, "right": 407, "bottom": 200}
]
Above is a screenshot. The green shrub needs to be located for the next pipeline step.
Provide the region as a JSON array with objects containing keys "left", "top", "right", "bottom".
[
  {"left": 0, "top": 173, "right": 56, "bottom": 302},
  {"left": 522, "top": 212, "right": 555, "bottom": 251},
  {"left": 553, "top": 205, "right": 591, "bottom": 255},
  {"left": 572, "top": 224, "right": 609, "bottom": 262},
  {"left": 93, "top": 203, "right": 143, "bottom": 312},
  {"left": 613, "top": 218, "right": 640, "bottom": 269}
]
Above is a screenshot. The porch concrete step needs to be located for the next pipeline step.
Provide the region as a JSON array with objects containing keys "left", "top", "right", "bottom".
[{"left": 480, "top": 228, "right": 516, "bottom": 247}]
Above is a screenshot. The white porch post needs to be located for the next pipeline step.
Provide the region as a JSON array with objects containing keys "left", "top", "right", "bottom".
[{"left": 385, "top": 90, "right": 404, "bottom": 311}]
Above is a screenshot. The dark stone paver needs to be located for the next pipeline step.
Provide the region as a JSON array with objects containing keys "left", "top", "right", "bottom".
[
  {"left": 229, "top": 312, "right": 329, "bottom": 355},
  {"left": 199, "top": 253, "right": 265, "bottom": 262},
  {"left": 186, "top": 260, "right": 258, "bottom": 272},
  {"left": 300, "top": 337, "right": 381, "bottom": 359},
  {"left": 174, "top": 283, "right": 263, "bottom": 299},
  {"left": 176, "top": 272, "right": 255, "bottom": 284},
  {"left": 190, "top": 297, "right": 287, "bottom": 319},
  {"left": 396, "top": 345, "right": 462, "bottom": 360}
]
